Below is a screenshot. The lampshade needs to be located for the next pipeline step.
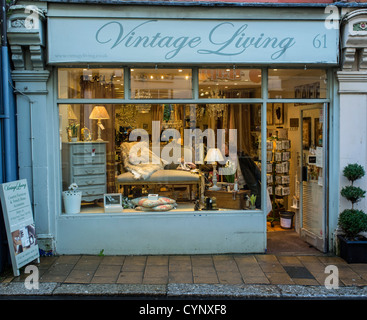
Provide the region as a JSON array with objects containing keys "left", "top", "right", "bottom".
[
  {"left": 89, "top": 106, "right": 110, "bottom": 120},
  {"left": 67, "top": 105, "right": 77, "bottom": 120},
  {"left": 204, "top": 148, "right": 224, "bottom": 163}
]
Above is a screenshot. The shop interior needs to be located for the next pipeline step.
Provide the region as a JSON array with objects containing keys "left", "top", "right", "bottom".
[{"left": 59, "top": 68, "right": 327, "bottom": 252}]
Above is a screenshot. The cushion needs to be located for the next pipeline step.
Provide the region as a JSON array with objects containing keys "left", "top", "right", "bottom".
[
  {"left": 135, "top": 204, "right": 176, "bottom": 211},
  {"left": 117, "top": 169, "right": 199, "bottom": 183},
  {"left": 131, "top": 196, "right": 176, "bottom": 208}
]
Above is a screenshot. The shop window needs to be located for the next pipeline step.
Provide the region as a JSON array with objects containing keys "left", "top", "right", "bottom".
[
  {"left": 59, "top": 103, "right": 262, "bottom": 213},
  {"left": 268, "top": 69, "right": 327, "bottom": 99},
  {"left": 199, "top": 69, "right": 262, "bottom": 99},
  {"left": 58, "top": 68, "right": 124, "bottom": 99},
  {"left": 130, "top": 69, "right": 192, "bottom": 99}
]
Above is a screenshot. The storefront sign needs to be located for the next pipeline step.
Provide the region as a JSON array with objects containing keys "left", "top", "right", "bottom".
[
  {"left": 48, "top": 18, "right": 338, "bottom": 64},
  {"left": 0, "top": 180, "right": 39, "bottom": 276}
]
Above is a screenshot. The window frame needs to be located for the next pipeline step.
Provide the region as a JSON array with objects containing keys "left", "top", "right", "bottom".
[{"left": 56, "top": 66, "right": 332, "bottom": 215}]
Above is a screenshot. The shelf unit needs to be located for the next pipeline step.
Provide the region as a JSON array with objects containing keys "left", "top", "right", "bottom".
[{"left": 266, "top": 138, "right": 291, "bottom": 226}]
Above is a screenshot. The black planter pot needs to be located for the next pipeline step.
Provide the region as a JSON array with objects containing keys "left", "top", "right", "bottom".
[{"left": 338, "top": 235, "right": 367, "bottom": 263}]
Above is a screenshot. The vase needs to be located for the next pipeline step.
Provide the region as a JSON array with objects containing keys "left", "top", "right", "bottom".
[{"left": 62, "top": 191, "right": 82, "bottom": 214}]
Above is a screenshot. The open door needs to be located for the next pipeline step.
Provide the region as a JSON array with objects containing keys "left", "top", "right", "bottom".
[{"left": 299, "top": 103, "right": 328, "bottom": 253}]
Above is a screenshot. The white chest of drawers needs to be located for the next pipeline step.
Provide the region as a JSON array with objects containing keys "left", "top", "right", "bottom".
[{"left": 62, "top": 141, "right": 107, "bottom": 202}]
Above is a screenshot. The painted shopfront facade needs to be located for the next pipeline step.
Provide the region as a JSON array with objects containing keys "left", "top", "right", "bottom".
[{"left": 5, "top": 1, "right": 367, "bottom": 256}]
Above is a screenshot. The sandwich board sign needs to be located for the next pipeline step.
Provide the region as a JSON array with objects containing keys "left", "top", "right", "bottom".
[{"left": 0, "top": 179, "right": 39, "bottom": 276}]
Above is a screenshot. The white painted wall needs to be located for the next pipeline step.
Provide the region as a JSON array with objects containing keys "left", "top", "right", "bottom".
[{"left": 339, "top": 92, "right": 367, "bottom": 214}]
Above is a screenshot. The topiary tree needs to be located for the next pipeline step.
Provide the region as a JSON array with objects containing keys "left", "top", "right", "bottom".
[
  {"left": 341, "top": 163, "right": 366, "bottom": 209},
  {"left": 338, "top": 209, "right": 367, "bottom": 240},
  {"left": 338, "top": 163, "right": 367, "bottom": 240},
  {"left": 341, "top": 186, "right": 366, "bottom": 209},
  {"left": 343, "top": 163, "right": 365, "bottom": 185}
]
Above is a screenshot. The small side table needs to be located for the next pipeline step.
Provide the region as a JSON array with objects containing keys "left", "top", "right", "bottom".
[{"left": 205, "top": 189, "right": 250, "bottom": 210}]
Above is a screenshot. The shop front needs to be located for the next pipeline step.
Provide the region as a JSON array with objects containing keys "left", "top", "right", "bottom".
[{"left": 7, "top": 2, "right": 343, "bottom": 255}]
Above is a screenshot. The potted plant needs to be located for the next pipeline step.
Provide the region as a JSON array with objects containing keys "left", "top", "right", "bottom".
[
  {"left": 67, "top": 123, "right": 79, "bottom": 142},
  {"left": 249, "top": 194, "right": 257, "bottom": 210},
  {"left": 338, "top": 163, "right": 367, "bottom": 263},
  {"left": 62, "top": 183, "right": 82, "bottom": 214}
]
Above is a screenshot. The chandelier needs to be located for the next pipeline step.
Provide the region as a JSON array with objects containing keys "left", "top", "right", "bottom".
[
  {"left": 116, "top": 105, "right": 137, "bottom": 128},
  {"left": 136, "top": 104, "right": 151, "bottom": 113},
  {"left": 206, "top": 87, "right": 227, "bottom": 120},
  {"left": 163, "top": 108, "right": 183, "bottom": 130},
  {"left": 206, "top": 104, "right": 227, "bottom": 120}
]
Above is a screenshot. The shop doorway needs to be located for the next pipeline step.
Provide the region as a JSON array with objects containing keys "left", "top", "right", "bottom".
[{"left": 266, "top": 103, "right": 328, "bottom": 254}]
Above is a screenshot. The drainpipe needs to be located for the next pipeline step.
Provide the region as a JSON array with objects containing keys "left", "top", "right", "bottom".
[{"left": 1, "top": 0, "right": 17, "bottom": 183}]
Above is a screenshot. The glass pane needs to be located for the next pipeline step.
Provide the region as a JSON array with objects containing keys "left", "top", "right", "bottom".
[
  {"left": 60, "top": 103, "right": 262, "bottom": 213},
  {"left": 60, "top": 104, "right": 116, "bottom": 212},
  {"left": 301, "top": 107, "right": 324, "bottom": 238},
  {"left": 268, "top": 69, "right": 327, "bottom": 99},
  {"left": 199, "top": 69, "right": 261, "bottom": 99},
  {"left": 130, "top": 68, "right": 192, "bottom": 99},
  {"left": 58, "top": 68, "right": 124, "bottom": 99}
]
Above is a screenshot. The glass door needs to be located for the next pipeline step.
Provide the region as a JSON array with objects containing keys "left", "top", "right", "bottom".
[{"left": 299, "top": 103, "right": 328, "bottom": 252}]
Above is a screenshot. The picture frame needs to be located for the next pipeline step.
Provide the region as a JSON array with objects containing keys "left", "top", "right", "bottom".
[
  {"left": 314, "top": 118, "right": 322, "bottom": 147},
  {"left": 104, "top": 193, "right": 123, "bottom": 213},
  {"left": 251, "top": 104, "right": 261, "bottom": 127},
  {"left": 302, "top": 117, "right": 312, "bottom": 150},
  {"left": 273, "top": 103, "right": 284, "bottom": 125},
  {"left": 266, "top": 104, "right": 273, "bottom": 125}
]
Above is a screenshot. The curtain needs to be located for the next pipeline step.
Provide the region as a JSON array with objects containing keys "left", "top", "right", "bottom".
[
  {"left": 228, "top": 104, "right": 251, "bottom": 155},
  {"left": 151, "top": 105, "right": 164, "bottom": 122},
  {"left": 80, "top": 78, "right": 116, "bottom": 194}
]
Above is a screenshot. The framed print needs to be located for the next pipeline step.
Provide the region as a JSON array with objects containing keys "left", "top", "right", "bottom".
[
  {"left": 104, "top": 193, "right": 123, "bottom": 213},
  {"left": 266, "top": 104, "right": 273, "bottom": 125},
  {"left": 273, "top": 103, "right": 284, "bottom": 125},
  {"left": 314, "top": 118, "right": 323, "bottom": 147},
  {"left": 302, "top": 117, "right": 312, "bottom": 150},
  {"left": 251, "top": 104, "right": 261, "bottom": 127}
]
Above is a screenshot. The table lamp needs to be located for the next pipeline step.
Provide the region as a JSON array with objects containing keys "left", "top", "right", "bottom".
[
  {"left": 89, "top": 106, "right": 110, "bottom": 141},
  {"left": 205, "top": 148, "right": 224, "bottom": 191},
  {"left": 67, "top": 105, "right": 77, "bottom": 121}
]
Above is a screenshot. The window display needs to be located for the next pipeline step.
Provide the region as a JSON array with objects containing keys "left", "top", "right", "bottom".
[
  {"left": 130, "top": 68, "right": 192, "bottom": 99},
  {"left": 59, "top": 102, "right": 261, "bottom": 213},
  {"left": 268, "top": 69, "right": 327, "bottom": 99},
  {"left": 199, "top": 68, "right": 262, "bottom": 99},
  {"left": 58, "top": 68, "right": 124, "bottom": 99},
  {"left": 58, "top": 67, "right": 328, "bottom": 215}
]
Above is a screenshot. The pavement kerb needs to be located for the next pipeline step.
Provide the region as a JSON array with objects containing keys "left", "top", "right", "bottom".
[{"left": 1, "top": 282, "right": 367, "bottom": 299}]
